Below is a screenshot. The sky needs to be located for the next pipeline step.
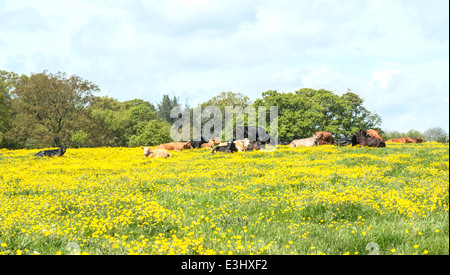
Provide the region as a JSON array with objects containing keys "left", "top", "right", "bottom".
[{"left": 0, "top": 0, "right": 448, "bottom": 133}]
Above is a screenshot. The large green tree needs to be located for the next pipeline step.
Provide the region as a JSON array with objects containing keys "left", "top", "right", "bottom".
[
  {"left": 254, "top": 88, "right": 382, "bottom": 141},
  {"left": 8, "top": 71, "right": 99, "bottom": 147},
  {"left": 88, "top": 96, "right": 159, "bottom": 147}
]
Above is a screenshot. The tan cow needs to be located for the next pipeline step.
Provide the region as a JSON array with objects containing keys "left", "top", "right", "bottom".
[
  {"left": 290, "top": 134, "right": 319, "bottom": 147},
  {"left": 155, "top": 142, "right": 193, "bottom": 151},
  {"left": 141, "top": 147, "right": 171, "bottom": 158},
  {"left": 235, "top": 138, "right": 250, "bottom": 152}
]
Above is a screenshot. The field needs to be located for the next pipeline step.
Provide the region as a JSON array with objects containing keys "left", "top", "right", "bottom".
[{"left": 0, "top": 142, "right": 448, "bottom": 255}]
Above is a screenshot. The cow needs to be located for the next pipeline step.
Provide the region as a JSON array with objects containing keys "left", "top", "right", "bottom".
[
  {"left": 357, "top": 137, "right": 386, "bottom": 148},
  {"left": 278, "top": 141, "right": 291, "bottom": 145},
  {"left": 367, "top": 129, "right": 383, "bottom": 140},
  {"left": 358, "top": 129, "right": 369, "bottom": 138},
  {"left": 289, "top": 134, "right": 319, "bottom": 148},
  {"left": 187, "top": 137, "right": 208, "bottom": 149},
  {"left": 156, "top": 142, "right": 193, "bottom": 151},
  {"left": 233, "top": 126, "right": 276, "bottom": 145},
  {"left": 247, "top": 141, "right": 261, "bottom": 151},
  {"left": 335, "top": 134, "right": 358, "bottom": 146},
  {"left": 235, "top": 138, "right": 250, "bottom": 152},
  {"left": 314, "top": 131, "right": 335, "bottom": 145},
  {"left": 34, "top": 145, "right": 67, "bottom": 157},
  {"left": 211, "top": 140, "right": 238, "bottom": 154},
  {"left": 411, "top": 137, "right": 424, "bottom": 143},
  {"left": 141, "top": 147, "right": 171, "bottom": 158},
  {"left": 386, "top": 137, "right": 413, "bottom": 143},
  {"left": 201, "top": 139, "right": 216, "bottom": 149}
]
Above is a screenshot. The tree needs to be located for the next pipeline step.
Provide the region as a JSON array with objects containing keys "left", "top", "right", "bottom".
[
  {"left": 0, "top": 70, "right": 19, "bottom": 148},
  {"left": 424, "top": 127, "right": 449, "bottom": 143},
  {"left": 9, "top": 71, "right": 99, "bottom": 147},
  {"left": 157, "top": 95, "right": 180, "bottom": 124},
  {"left": 197, "top": 91, "right": 253, "bottom": 140},
  {"left": 70, "top": 130, "right": 88, "bottom": 148},
  {"left": 254, "top": 88, "right": 382, "bottom": 141},
  {"left": 128, "top": 119, "right": 172, "bottom": 147},
  {"left": 88, "top": 96, "right": 158, "bottom": 147},
  {"left": 340, "top": 90, "right": 382, "bottom": 137}
]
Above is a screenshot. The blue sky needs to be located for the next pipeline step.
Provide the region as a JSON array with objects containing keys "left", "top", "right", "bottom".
[{"left": 1, "top": 0, "right": 448, "bottom": 132}]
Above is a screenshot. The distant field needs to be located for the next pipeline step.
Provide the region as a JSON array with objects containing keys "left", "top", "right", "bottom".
[{"left": 0, "top": 142, "right": 448, "bottom": 255}]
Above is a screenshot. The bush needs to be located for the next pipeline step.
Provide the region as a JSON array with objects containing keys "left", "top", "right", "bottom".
[{"left": 128, "top": 119, "right": 172, "bottom": 147}]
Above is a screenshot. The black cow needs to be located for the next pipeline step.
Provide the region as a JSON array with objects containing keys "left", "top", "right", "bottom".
[
  {"left": 278, "top": 141, "right": 290, "bottom": 145},
  {"left": 34, "top": 145, "right": 68, "bottom": 157},
  {"left": 335, "top": 134, "right": 358, "bottom": 146},
  {"left": 358, "top": 129, "right": 370, "bottom": 138},
  {"left": 187, "top": 137, "right": 208, "bottom": 149},
  {"left": 357, "top": 137, "right": 386, "bottom": 148},
  {"left": 211, "top": 140, "right": 238, "bottom": 154},
  {"left": 233, "top": 126, "right": 275, "bottom": 145}
]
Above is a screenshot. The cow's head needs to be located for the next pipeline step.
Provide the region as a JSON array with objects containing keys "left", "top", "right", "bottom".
[
  {"left": 312, "top": 133, "right": 319, "bottom": 146},
  {"left": 405, "top": 137, "right": 413, "bottom": 143},
  {"left": 141, "top": 147, "right": 152, "bottom": 157},
  {"left": 184, "top": 141, "right": 193, "bottom": 149}
]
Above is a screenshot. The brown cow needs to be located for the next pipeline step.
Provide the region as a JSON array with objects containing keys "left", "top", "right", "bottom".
[
  {"left": 367, "top": 129, "right": 383, "bottom": 140},
  {"left": 411, "top": 137, "right": 424, "bottom": 143},
  {"left": 141, "top": 147, "right": 171, "bottom": 158},
  {"left": 247, "top": 141, "right": 261, "bottom": 151},
  {"left": 386, "top": 137, "right": 413, "bottom": 143},
  {"left": 201, "top": 139, "right": 216, "bottom": 149},
  {"left": 314, "top": 131, "right": 335, "bottom": 145},
  {"left": 155, "top": 141, "right": 193, "bottom": 151}
]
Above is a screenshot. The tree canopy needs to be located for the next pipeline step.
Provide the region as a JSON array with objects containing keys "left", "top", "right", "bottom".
[{"left": 1, "top": 69, "right": 447, "bottom": 149}]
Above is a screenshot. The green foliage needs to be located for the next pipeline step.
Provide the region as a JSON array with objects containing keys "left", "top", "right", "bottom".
[
  {"left": 8, "top": 71, "right": 99, "bottom": 147},
  {"left": 254, "top": 88, "right": 382, "bottom": 141},
  {"left": 128, "top": 119, "right": 172, "bottom": 147},
  {"left": 88, "top": 96, "right": 158, "bottom": 147},
  {"left": 70, "top": 130, "right": 88, "bottom": 148}
]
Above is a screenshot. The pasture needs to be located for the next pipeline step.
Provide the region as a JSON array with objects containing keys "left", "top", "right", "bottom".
[{"left": 0, "top": 143, "right": 448, "bottom": 255}]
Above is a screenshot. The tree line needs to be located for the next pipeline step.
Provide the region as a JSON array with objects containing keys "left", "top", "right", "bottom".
[{"left": 0, "top": 70, "right": 447, "bottom": 149}]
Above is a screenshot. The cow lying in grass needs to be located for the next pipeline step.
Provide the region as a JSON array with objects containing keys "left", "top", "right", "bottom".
[
  {"left": 34, "top": 145, "right": 67, "bottom": 157},
  {"left": 235, "top": 138, "right": 250, "bottom": 152},
  {"left": 335, "top": 134, "right": 358, "bottom": 146},
  {"left": 411, "top": 137, "right": 424, "bottom": 143},
  {"left": 141, "top": 147, "right": 171, "bottom": 158},
  {"left": 357, "top": 137, "right": 386, "bottom": 148},
  {"left": 289, "top": 134, "right": 319, "bottom": 148},
  {"left": 211, "top": 140, "right": 238, "bottom": 154},
  {"left": 156, "top": 142, "right": 193, "bottom": 151},
  {"left": 386, "top": 137, "right": 413, "bottom": 143},
  {"left": 314, "top": 131, "right": 335, "bottom": 145},
  {"left": 247, "top": 141, "right": 261, "bottom": 151}
]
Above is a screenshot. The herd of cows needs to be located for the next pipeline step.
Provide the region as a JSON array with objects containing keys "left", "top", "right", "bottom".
[
  {"left": 140, "top": 127, "right": 425, "bottom": 158},
  {"left": 29, "top": 126, "right": 424, "bottom": 159}
]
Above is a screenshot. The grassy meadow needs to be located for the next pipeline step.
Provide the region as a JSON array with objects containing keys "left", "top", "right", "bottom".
[{"left": 0, "top": 142, "right": 448, "bottom": 255}]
